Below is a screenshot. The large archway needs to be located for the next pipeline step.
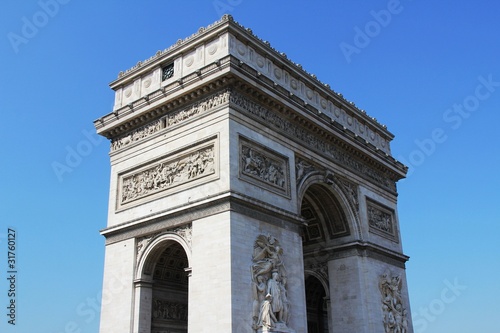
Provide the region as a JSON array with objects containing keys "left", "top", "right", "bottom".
[
  {"left": 300, "top": 182, "right": 353, "bottom": 333},
  {"left": 134, "top": 232, "right": 192, "bottom": 333},
  {"left": 150, "top": 242, "right": 189, "bottom": 333},
  {"left": 301, "top": 183, "right": 350, "bottom": 246}
]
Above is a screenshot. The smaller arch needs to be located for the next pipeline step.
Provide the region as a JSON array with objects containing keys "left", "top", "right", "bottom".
[
  {"left": 136, "top": 232, "right": 192, "bottom": 281},
  {"left": 304, "top": 272, "right": 330, "bottom": 333},
  {"left": 304, "top": 269, "right": 329, "bottom": 297}
]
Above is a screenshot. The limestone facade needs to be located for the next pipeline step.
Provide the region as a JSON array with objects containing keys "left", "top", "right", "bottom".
[{"left": 95, "top": 15, "right": 413, "bottom": 333}]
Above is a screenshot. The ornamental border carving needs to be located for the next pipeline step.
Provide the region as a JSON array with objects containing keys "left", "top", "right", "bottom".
[
  {"left": 117, "top": 135, "right": 219, "bottom": 210},
  {"left": 239, "top": 136, "right": 291, "bottom": 198},
  {"left": 366, "top": 198, "right": 398, "bottom": 242},
  {"left": 229, "top": 91, "right": 396, "bottom": 193},
  {"left": 136, "top": 232, "right": 161, "bottom": 263}
]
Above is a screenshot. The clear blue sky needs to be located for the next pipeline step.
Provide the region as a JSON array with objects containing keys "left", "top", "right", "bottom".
[{"left": 1, "top": 1, "right": 498, "bottom": 332}]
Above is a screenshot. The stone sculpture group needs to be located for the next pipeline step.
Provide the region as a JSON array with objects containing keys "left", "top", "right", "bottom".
[
  {"left": 251, "top": 235, "right": 293, "bottom": 332},
  {"left": 379, "top": 271, "right": 409, "bottom": 333}
]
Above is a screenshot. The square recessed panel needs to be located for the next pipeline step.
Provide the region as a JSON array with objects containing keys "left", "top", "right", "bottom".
[
  {"left": 116, "top": 135, "right": 219, "bottom": 210},
  {"left": 366, "top": 198, "right": 398, "bottom": 242},
  {"left": 238, "top": 136, "right": 290, "bottom": 198}
]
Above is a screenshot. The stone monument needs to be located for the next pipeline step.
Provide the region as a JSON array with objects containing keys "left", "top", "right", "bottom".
[{"left": 94, "top": 15, "right": 413, "bottom": 333}]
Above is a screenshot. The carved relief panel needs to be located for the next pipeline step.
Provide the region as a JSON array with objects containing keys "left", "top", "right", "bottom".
[
  {"left": 239, "top": 136, "right": 290, "bottom": 198},
  {"left": 117, "top": 136, "right": 218, "bottom": 210},
  {"left": 251, "top": 234, "right": 294, "bottom": 333},
  {"left": 379, "top": 271, "right": 409, "bottom": 333},
  {"left": 367, "top": 199, "right": 398, "bottom": 242}
]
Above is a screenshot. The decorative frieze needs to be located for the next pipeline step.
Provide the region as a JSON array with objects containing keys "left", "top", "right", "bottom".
[
  {"left": 118, "top": 136, "right": 218, "bottom": 209},
  {"left": 239, "top": 136, "right": 290, "bottom": 198},
  {"left": 230, "top": 91, "right": 396, "bottom": 192},
  {"left": 152, "top": 298, "right": 188, "bottom": 322},
  {"left": 112, "top": 118, "right": 165, "bottom": 150},
  {"left": 367, "top": 199, "right": 397, "bottom": 241},
  {"left": 379, "top": 271, "right": 409, "bottom": 333},
  {"left": 165, "top": 89, "right": 230, "bottom": 128},
  {"left": 111, "top": 89, "right": 230, "bottom": 151}
]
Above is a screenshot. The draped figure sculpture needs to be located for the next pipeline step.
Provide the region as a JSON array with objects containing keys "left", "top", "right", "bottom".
[{"left": 251, "top": 234, "right": 294, "bottom": 332}]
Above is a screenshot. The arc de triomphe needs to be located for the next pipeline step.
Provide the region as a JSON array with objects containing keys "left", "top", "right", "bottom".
[{"left": 94, "top": 15, "right": 413, "bottom": 333}]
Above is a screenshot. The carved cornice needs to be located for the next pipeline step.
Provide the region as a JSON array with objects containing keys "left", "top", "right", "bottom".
[
  {"left": 303, "top": 241, "right": 409, "bottom": 268},
  {"left": 97, "top": 16, "right": 405, "bottom": 160},
  {"left": 101, "top": 192, "right": 302, "bottom": 245},
  {"left": 96, "top": 73, "right": 233, "bottom": 140},
  {"left": 231, "top": 76, "right": 403, "bottom": 171},
  {"left": 110, "top": 14, "right": 392, "bottom": 137}
]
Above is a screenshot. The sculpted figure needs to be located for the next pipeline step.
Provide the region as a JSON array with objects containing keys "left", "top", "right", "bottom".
[
  {"left": 380, "top": 271, "right": 407, "bottom": 333},
  {"left": 252, "top": 235, "right": 284, "bottom": 278},
  {"left": 256, "top": 293, "right": 276, "bottom": 330},
  {"left": 252, "top": 275, "right": 267, "bottom": 324},
  {"left": 267, "top": 271, "right": 283, "bottom": 319},
  {"left": 251, "top": 234, "right": 293, "bottom": 332},
  {"left": 279, "top": 277, "right": 290, "bottom": 324}
]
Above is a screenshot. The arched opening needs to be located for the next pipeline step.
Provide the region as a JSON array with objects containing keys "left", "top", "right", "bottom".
[
  {"left": 150, "top": 242, "right": 189, "bottom": 333},
  {"left": 301, "top": 184, "right": 350, "bottom": 245},
  {"left": 305, "top": 275, "right": 329, "bottom": 333},
  {"left": 134, "top": 232, "right": 192, "bottom": 333},
  {"left": 300, "top": 182, "right": 352, "bottom": 333}
]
